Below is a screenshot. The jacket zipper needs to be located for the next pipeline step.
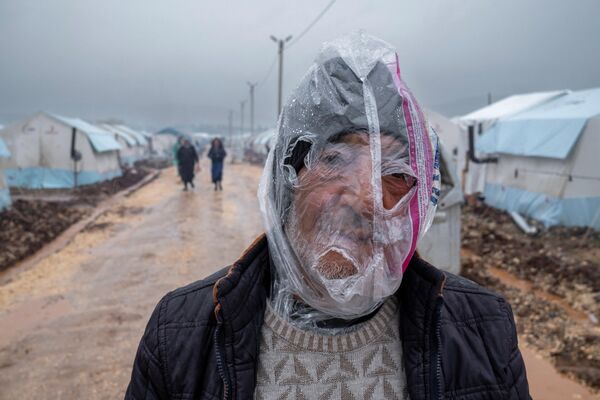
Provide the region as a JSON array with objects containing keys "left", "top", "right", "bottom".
[
  {"left": 214, "top": 324, "right": 232, "bottom": 400},
  {"left": 429, "top": 273, "right": 446, "bottom": 400},
  {"left": 431, "top": 296, "right": 444, "bottom": 400}
]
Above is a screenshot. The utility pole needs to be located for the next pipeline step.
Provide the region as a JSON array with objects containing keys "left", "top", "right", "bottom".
[
  {"left": 235, "top": 100, "right": 245, "bottom": 164},
  {"left": 240, "top": 100, "right": 246, "bottom": 135},
  {"left": 270, "top": 35, "right": 293, "bottom": 117},
  {"left": 247, "top": 81, "right": 257, "bottom": 136},
  {"left": 228, "top": 110, "right": 233, "bottom": 147},
  {"left": 487, "top": 92, "right": 492, "bottom": 105}
]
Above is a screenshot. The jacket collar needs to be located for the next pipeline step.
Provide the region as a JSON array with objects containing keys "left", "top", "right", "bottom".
[{"left": 213, "top": 234, "right": 446, "bottom": 332}]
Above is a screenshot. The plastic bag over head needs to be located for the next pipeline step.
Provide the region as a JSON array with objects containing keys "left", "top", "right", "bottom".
[{"left": 258, "top": 31, "right": 441, "bottom": 327}]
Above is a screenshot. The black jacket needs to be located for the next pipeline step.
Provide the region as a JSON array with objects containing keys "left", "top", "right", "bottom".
[{"left": 125, "top": 235, "right": 530, "bottom": 399}]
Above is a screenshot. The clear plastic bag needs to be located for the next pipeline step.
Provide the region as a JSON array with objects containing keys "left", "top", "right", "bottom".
[{"left": 258, "top": 31, "right": 440, "bottom": 329}]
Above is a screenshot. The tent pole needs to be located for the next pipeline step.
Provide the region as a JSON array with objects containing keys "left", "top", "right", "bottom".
[{"left": 70, "top": 127, "right": 80, "bottom": 188}]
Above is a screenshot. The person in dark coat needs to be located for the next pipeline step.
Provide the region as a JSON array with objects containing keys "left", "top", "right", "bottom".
[
  {"left": 207, "top": 138, "right": 227, "bottom": 191},
  {"left": 173, "top": 136, "right": 184, "bottom": 180},
  {"left": 125, "top": 33, "right": 530, "bottom": 400},
  {"left": 175, "top": 139, "right": 199, "bottom": 191}
]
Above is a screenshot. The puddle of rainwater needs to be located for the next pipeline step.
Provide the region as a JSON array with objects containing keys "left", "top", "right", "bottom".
[{"left": 488, "top": 266, "right": 591, "bottom": 323}]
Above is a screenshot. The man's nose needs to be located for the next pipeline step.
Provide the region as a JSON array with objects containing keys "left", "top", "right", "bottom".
[{"left": 339, "top": 168, "right": 374, "bottom": 216}]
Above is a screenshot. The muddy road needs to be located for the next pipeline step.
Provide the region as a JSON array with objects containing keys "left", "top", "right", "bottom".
[
  {"left": 0, "top": 162, "right": 597, "bottom": 399},
  {"left": 0, "top": 162, "right": 263, "bottom": 399}
]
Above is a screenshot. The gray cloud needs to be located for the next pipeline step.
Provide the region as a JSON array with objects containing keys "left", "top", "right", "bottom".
[{"left": 1, "top": 0, "right": 599, "bottom": 130}]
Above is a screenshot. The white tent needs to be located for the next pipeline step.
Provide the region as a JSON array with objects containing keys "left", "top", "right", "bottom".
[
  {"left": 97, "top": 123, "right": 141, "bottom": 166},
  {"left": 191, "top": 132, "right": 216, "bottom": 154},
  {"left": 243, "top": 129, "right": 275, "bottom": 164},
  {"left": 153, "top": 128, "right": 186, "bottom": 160},
  {"left": 457, "top": 90, "right": 569, "bottom": 194},
  {"left": 252, "top": 129, "right": 275, "bottom": 154},
  {"left": 152, "top": 133, "right": 178, "bottom": 159},
  {"left": 413, "top": 111, "right": 463, "bottom": 274},
  {"left": 113, "top": 125, "right": 149, "bottom": 152},
  {"left": 477, "top": 87, "right": 600, "bottom": 229},
  {"left": 138, "top": 130, "right": 156, "bottom": 155},
  {"left": 0, "top": 137, "right": 11, "bottom": 210},
  {"left": 98, "top": 123, "right": 150, "bottom": 166},
  {"left": 426, "top": 110, "right": 465, "bottom": 183},
  {"left": 0, "top": 112, "right": 122, "bottom": 188},
  {"left": 228, "top": 132, "right": 251, "bottom": 163}
]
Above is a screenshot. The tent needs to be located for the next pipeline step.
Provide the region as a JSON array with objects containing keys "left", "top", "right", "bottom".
[
  {"left": 138, "top": 130, "right": 155, "bottom": 154},
  {"left": 458, "top": 90, "right": 569, "bottom": 194},
  {"left": 191, "top": 132, "right": 215, "bottom": 154},
  {"left": 99, "top": 123, "right": 149, "bottom": 166},
  {"left": 0, "top": 112, "right": 122, "bottom": 188},
  {"left": 477, "top": 87, "right": 600, "bottom": 229},
  {"left": 412, "top": 111, "right": 463, "bottom": 274},
  {"left": 153, "top": 127, "right": 186, "bottom": 159},
  {"left": 114, "top": 125, "right": 149, "bottom": 149},
  {"left": 426, "top": 110, "right": 465, "bottom": 182},
  {"left": 152, "top": 134, "right": 178, "bottom": 159},
  {"left": 243, "top": 129, "right": 275, "bottom": 164},
  {"left": 98, "top": 123, "right": 141, "bottom": 166},
  {"left": 0, "top": 137, "right": 11, "bottom": 210}
]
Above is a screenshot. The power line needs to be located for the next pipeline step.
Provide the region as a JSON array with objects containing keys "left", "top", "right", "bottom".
[
  {"left": 258, "top": 55, "right": 278, "bottom": 86},
  {"left": 254, "top": 0, "right": 337, "bottom": 89},
  {"left": 242, "top": 0, "right": 338, "bottom": 125},
  {"left": 288, "top": 0, "right": 337, "bottom": 49}
]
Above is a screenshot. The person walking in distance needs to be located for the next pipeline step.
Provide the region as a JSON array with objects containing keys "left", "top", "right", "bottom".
[
  {"left": 173, "top": 136, "right": 184, "bottom": 182},
  {"left": 176, "top": 139, "right": 199, "bottom": 191},
  {"left": 207, "top": 137, "right": 227, "bottom": 191}
]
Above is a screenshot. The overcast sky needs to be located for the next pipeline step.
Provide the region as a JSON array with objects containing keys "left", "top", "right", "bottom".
[{"left": 1, "top": 0, "right": 599, "bottom": 131}]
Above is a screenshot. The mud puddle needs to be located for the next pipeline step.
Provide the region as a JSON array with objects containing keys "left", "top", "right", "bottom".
[{"left": 488, "top": 266, "right": 592, "bottom": 323}]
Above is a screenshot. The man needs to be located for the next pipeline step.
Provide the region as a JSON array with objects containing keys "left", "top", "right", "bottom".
[
  {"left": 176, "top": 139, "right": 199, "bottom": 191},
  {"left": 126, "top": 33, "right": 530, "bottom": 399}
]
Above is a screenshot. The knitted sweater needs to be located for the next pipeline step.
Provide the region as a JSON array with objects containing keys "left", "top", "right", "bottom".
[{"left": 255, "top": 298, "right": 409, "bottom": 400}]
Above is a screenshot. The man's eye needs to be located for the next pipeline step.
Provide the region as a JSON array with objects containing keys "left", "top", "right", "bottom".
[
  {"left": 387, "top": 173, "right": 415, "bottom": 186},
  {"left": 381, "top": 173, "right": 417, "bottom": 210},
  {"left": 398, "top": 173, "right": 416, "bottom": 187},
  {"left": 323, "top": 152, "right": 342, "bottom": 164}
]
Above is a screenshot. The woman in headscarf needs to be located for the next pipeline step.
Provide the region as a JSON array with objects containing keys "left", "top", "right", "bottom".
[
  {"left": 207, "top": 137, "right": 227, "bottom": 191},
  {"left": 175, "top": 138, "right": 198, "bottom": 191}
]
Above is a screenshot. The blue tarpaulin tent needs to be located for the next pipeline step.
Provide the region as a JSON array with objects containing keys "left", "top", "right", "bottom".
[
  {"left": 0, "top": 112, "right": 122, "bottom": 189},
  {"left": 477, "top": 88, "right": 600, "bottom": 229},
  {"left": 0, "top": 137, "right": 11, "bottom": 210}
]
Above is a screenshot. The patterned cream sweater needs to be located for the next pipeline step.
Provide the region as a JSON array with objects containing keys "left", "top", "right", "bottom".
[{"left": 255, "top": 298, "right": 409, "bottom": 400}]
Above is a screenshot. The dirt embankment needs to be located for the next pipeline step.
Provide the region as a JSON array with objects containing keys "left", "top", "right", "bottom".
[
  {"left": 461, "top": 201, "right": 600, "bottom": 390},
  {"left": 0, "top": 167, "right": 150, "bottom": 272}
]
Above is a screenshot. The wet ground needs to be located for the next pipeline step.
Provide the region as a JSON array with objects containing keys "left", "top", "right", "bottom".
[
  {"left": 462, "top": 201, "right": 600, "bottom": 397},
  {"left": 0, "top": 162, "right": 263, "bottom": 399},
  {"left": 0, "top": 167, "right": 152, "bottom": 272},
  {"left": 0, "top": 162, "right": 597, "bottom": 399}
]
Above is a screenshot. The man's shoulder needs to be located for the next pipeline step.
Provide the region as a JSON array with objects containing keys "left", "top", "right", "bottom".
[
  {"left": 441, "top": 271, "right": 513, "bottom": 322},
  {"left": 443, "top": 270, "right": 500, "bottom": 296},
  {"left": 156, "top": 266, "right": 229, "bottom": 326}
]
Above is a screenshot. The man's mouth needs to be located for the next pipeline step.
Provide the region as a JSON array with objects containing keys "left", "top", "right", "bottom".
[{"left": 315, "top": 248, "right": 358, "bottom": 279}]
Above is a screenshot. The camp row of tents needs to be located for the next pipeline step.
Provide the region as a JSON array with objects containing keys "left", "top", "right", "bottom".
[
  {"left": 0, "top": 111, "right": 181, "bottom": 211},
  {"left": 2, "top": 86, "right": 598, "bottom": 231},
  {"left": 440, "top": 87, "right": 600, "bottom": 230},
  {"left": 242, "top": 87, "right": 600, "bottom": 231}
]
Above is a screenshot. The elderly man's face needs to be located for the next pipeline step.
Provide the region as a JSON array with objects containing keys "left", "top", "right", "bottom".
[{"left": 291, "top": 132, "right": 416, "bottom": 280}]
